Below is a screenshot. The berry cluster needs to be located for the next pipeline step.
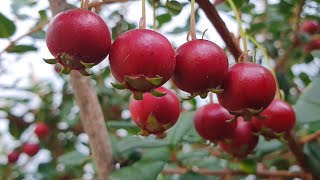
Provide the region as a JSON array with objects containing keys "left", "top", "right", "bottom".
[
  {"left": 44, "top": 9, "right": 298, "bottom": 157},
  {"left": 299, "top": 20, "right": 320, "bottom": 52},
  {"left": 7, "top": 123, "right": 49, "bottom": 164}
]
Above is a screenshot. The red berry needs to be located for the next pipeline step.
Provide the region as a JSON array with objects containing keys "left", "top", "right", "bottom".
[
  {"left": 305, "top": 36, "right": 320, "bottom": 52},
  {"left": 252, "top": 99, "right": 296, "bottom": 134},
  {"left": 8, "top": 151, "right": 20, "bottom": 163},
  {"left": 219, "top": 118, "right": 258, "bottom": 158},
  {"left": 300, "top": 20, "right": 319, "bottom": 34},
  {"left": 129, "top": 87, "right": 180, "bottom": 135},
  {"left": 217, "top": 62, "right": 276, "bottom": 112},
  {"left": 109, "top": 29, "right": 175, "bottom": 98},
  {"left": 194, "top": 103, "right": 236, "bottom": 142},
  {"left": 54, "top": 64, "right": 62, "bottom": 73},
  {"left": 22, "top": 143, "right": 40, "bottom": 156},
  {"left": 34, "top": 122, "right": 50, "bottom": 138},
  {"left": 172, "top": 39, "right": 228, "bottom": 97},
  {"left": 46, "top": 9, "right": 111, "bottom": 72}
]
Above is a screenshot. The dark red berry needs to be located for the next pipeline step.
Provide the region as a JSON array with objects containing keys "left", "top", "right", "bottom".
[
  {"left": 305, "top": 36, "right": 320, "bottom": 52},
  {"left": 172, "top": 39, "right": 228, "bottom": 97},
  {"left": 129, "top": 87, "right": 180, "bottom": 136},
  {"left": 46, "top": 9, "right": 111, "bottom": 73},
  {"left": 219, "top": 118, "right": 258, "bottom": 158},
  {"left": 194, "top": 103, "right": 236, "bottom": 142},
  {"left": 217, "top": 62, "right": 276, "bottom": 112},
  {"left": 109, "top": 29, "right": 175, "bottom": 99},
  {"left": 8, "top": 151, "right": 20, "bottom": 163},
  {"left": 300, "top": 20, "right": 319, "bottom": 34},
  {"left": 252, "top": 99, "right": 296, "bottom": 134},
  {"left": 34, "top": 122, "right": 50, "bottom": 138},
  {"left": 22, "top": 143, "right": 40, "bottom": 157}
]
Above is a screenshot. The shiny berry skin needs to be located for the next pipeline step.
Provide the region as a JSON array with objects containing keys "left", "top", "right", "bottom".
[
  {"left": 252, "top": 99, "right": 296, "bottom": 134},
  {"left": 219, "top": 118, "right": 258, "bottom": 158},
  {"left": 172, "top": 39, "right": 228, "bottom": 96},
  {"left": 109, "top": 29, "right": 175, "bottom": 93},
  {"left": 129, "top": 87, "right": 180, "bottom": 135},
  {"left": 194, "top": 103, "right": 236, "bottom": 142},
  {"left": 8, "top": 151, "right": 20, "bottom": 163},
  {"left": 300, "top": 20, "right": 319, "bottom": 34},
  {"left": 217, "top": 62, "right": 276, "bottom": 111},
  {"left": 34, "top": 122, "right": 50, "bottom": 138},
  {"left": 22, "top": 143, "right": 40, "bottom": 157},
  {"left": 46, "top": 9, "right": 111, "bottom": 70}
]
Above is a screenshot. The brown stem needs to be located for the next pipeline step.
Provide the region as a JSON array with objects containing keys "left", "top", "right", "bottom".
[
  {"left": 70, "top": 71, "right": 113, "bottom": 179},
  {"left": 301, "top": 131, "right": 320, "bottom": 144},
  {"left": 275, "top": 0, "right": 305, "bottom": 72},
  {"left": 190, "top": 0, "right": 197, "bottom": 40},
  {"left": 285, "top": 131, "right": 314, "bottom": 180},
  {"left": 163, "top": 167, "right": 308, "bottom": 178},
  {"left": 139, "top": 0, "right": 146, "bottom": 29},
  {"left": 48, "top": 0, "right": 113, "bottom": 179},
  {"left": 196, "top": 0, "right": 242, "bottom": 60},
  {"left": 0, "top": 21, "right": 48, "bottom": 55}
]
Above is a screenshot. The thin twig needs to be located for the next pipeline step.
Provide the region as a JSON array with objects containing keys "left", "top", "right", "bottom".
[
  {"left": 88, "top": 0, "right": 129, "bottom": 9},
  {"left": 190, "top": 0, "right": 197, "bottom": 40},
  {"left": 301, "top": 131, "right": 320, "bottom": 144},
  {"left": 162, "top": 167, "right": 308, "bottom": 178},
  {"left": 196, "top": 0, "right": 242, "bottom": 61},
  {"left": 0, "top": 21, "right": 48, "bottom": 55}
]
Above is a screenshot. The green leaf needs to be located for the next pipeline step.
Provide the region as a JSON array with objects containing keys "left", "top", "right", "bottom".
[
  {"left": 38, "top": 10, "right": 48, "bottom": 21},
  {"left": 110, "top": 160, "right": 165, "bottom": 180},
  {"left": 143, "top": 147, "right": 170, "bottom": 161},
  {"left": 38, "top": 162, "right": 59, "bottom": 180},
  {"left": 239, "top": 158, "right": 257, "bottom": 174},
  {"left": 304, "top": 141, "right": 320, "bottom": 178},
  {"left": 0, "top": 13, "right": 16, "bottom": 38},
  {"left": 156, "top": 13, "right": 171, "bottom": 27},
  {"left": 58, "top": 151, "right": 88, "bottom": 167},
  {"left": 255, "top": 137, "right": 283, "bottom": 158},
  {"left": 117, "top": 137, "right": 169, "bottom": 153},
  {"left": 166, "top": 111, "right": 195, "bottom": 147},
  {"left": 295, "top": 77, "right": 320, "bottom": 124},
  {"left": 30, "top": 29, "right": 46, "bottom": 39},
  {"left": 7, "top": 45, "right": 37, "bottom": 53},
  {"left": 166, "top": 1, "right": 183, "bottom": 15},
  {"left": 311, "top": 50, "right": 320, "bottom": 58}
]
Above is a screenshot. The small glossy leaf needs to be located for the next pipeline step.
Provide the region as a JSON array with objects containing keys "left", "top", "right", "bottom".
[
  {"left": 0, "top": 13, "right": 16, "bottom": 38},
  {"left": 7, "top": 45, "right": 37, "bottom": 53},
  {"left": 166, "top": 1, "right": 182, "bottom": 15},
  {"left": 58, "top": 151, "right": 88, "bottom": 167}
]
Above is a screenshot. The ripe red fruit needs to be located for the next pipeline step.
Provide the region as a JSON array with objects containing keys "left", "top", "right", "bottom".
[
  {"left": 34, "top": 122, "right": 50, "bottom": 138},
  {"left": 252, "top": 99, "right": 296, "bottom": 134},
  {"left": 217, "top": 62, "right": 276, "bottom": 112},
  {"left": 219, "top": 118, "right": 258, "bottom": 158},
  {"left": 300, "top": 20, "right": 319, "bottom": 34},
  {"left": 8, "top": 151, "right": 20, "bottom": 163},
  {"left": 46, "top": 9, "right": 111, "bottom": 75},
  {"left": 172, "top": 39, "right": 228, "bottom": 98},
  {"left": 129, "top": 87, "right": 180, "bottom": 136},
  {"left": 109, "top": 29, "right": 176, "bottom": 100},
  {"left": 194, "top": 103, "right": 236, "bottom": 142},
  {"left": 305, "top": 36, "right": 320, "bottom": 52},
  {"left": 22, "top": 143, "right": 40, "bottom": 157}
]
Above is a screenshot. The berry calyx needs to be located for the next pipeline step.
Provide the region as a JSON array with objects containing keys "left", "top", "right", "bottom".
[
  {"left": 8, "top": 151, "right": 20, "bottom": 164},
  {"left": 194, "top": 103, "right": 236, "bottom": 143},
  {"left": 252, "top": 99, "right": 296, "bottom": 135},
  {"left": 109, "top": 29, "right": 176, "bottom": 100},
  {"left": 217, "top": 62, "right": 276, "bottom": 119},
  {"left": 299, "top": 20, "right": 319, "bottom": 34},
  {"left": 34, "top": 122, "right": 50, "bottom": 138},
  {"left": 45, "top": 9, "right": 111, "bottom": 75},
  {"left": 219, "top": 118, "right": 258, "bottom": 158},
  {"left": 129, "top": 87, "right": 180, "bottom": 136},
  {"left": 22, "top": 143, "right": 40, "bottom": 157},
  {"left": 172, "top": 39, "right": 228, "bottom": 98}
]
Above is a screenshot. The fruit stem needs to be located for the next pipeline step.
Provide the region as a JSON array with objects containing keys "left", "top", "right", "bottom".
[
  {"left": 139, "top": 0, "right": 147, "bottom": 29},
  {"left": 227, "top": 0, "right": 248, "bottom": 61},
  {"left": 153, "top": 0, "right": 157, "bottom": 30},
  {"left": 209, "top": 92, "right": 213, "bottom": 104},
  {"left": 190, "top": 0, "right": 197, "bottom": 40},
  {"left": 80, "top": 0, "right": 89, "bottom": 9}
]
